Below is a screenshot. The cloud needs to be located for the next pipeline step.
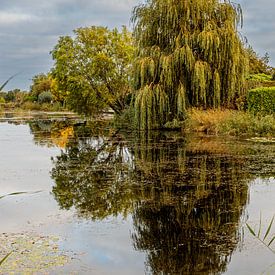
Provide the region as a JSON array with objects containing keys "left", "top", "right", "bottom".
[
  {"left": 0, "top": 0, "right": 139, "bottom": 90},
  {"left": 0, "top": 11, "right": 37, "bottom": 24},
  {"left": 0, "top": 0, "right": 274, "bottom": 91},
  {"left": 239, "top": 0, "right": 275, "bottom": 61}
]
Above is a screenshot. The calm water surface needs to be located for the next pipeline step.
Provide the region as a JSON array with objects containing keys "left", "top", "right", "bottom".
[{"left": 0, "top": 113, "right": 274, "bottom": 274}]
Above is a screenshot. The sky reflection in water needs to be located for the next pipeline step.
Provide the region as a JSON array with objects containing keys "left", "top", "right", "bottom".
[{"left": 0, "top": 115, "right": 274, "bottom": 274}]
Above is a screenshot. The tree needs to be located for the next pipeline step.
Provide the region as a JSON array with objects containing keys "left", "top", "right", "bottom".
[
  {"left": 51, "top": 26, "right": 134, "bottom": 116},
  {"left": 3, "top": 89, "right": 25, "bottom": 104},
  {"left": 50, "top": 77, "right": 68, "bottom": 106},
  {"left": 30, "top": 73, "right": 53, "bottom": 100},
  {"left": 132, "top": 0, "right": 248, "bottom": 129},
  {"left": 246, "top": 46, "right": 272, "bottom": 74}
]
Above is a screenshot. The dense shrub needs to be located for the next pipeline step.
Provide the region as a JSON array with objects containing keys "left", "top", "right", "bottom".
[
  {"left": 38, "top": 91, "right": 52, "bottom": 103},
  {"left": 21, "top": 101, "right": 63, "bottom": 112},
  {"left": 247, "top": 73, "right": 272, "bottom": 82},
  {"left": 21, "top": 102, "right": 41, "bottom": 110},
  {"left": 24, "top": 95, "right": 37, "bottom": 102},
  {"left": 247, "top": 87, "right": 275, "bottom": 115}
]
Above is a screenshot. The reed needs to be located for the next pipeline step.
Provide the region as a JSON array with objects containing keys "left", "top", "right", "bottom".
[
  {"left": 246, "top": 215, "right": 275, "bottom": 254},
  {"left": 185, "top": 108, "right": 275, "bottom": 136}
]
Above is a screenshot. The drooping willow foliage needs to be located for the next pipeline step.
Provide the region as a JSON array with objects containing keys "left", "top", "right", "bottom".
[{"left": 132, "top": 0, "right": 249, "bottom": 129}]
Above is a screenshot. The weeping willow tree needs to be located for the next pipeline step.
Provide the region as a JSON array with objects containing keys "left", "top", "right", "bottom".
[{"left": 132, "top": 0, "right": 248, "bottom": 129}]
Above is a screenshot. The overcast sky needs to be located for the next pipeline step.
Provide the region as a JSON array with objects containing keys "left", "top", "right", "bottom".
[{"left": 0, "top": 0, "right": 274, "bottom": 91}]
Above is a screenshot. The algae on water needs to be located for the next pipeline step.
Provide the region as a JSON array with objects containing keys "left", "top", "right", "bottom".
[{"left": 0, "top": 232, "right": 70, "bottom": 274}]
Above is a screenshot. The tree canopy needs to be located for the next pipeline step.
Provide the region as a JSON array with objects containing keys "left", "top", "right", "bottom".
[
  {"left": 246, "top": 46, "right": 272, "bottom": 74},
  {"left": 30, "top": 74, "right": 52, "bottom": 98},
  {"left": 133, "top": 0, "right": 248, "bottom": 129},
  {"left": 51, "top": 26, "right": 134, "bottom": 116}
]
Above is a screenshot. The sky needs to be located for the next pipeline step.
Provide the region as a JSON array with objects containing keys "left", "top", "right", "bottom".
[{"left": 0, "top": 0, "right": 274, "bottom": 91}]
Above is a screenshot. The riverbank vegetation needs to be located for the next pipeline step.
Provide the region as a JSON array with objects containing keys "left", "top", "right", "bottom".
[
  {"left": 1, "top": 0, "right": 275, "bottom": 137},
  {"left": 0, "top": 74, "right": 65, "bottom": 112},
  {"left": 185, "top": 109, "right": 275, "bottom": 137}
]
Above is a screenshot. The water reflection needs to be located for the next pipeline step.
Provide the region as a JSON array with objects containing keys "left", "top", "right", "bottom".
[
  {"left": 131, "top": 151, "right": 248, "bottom": 274},
  {"left": 29, "top": 120, "right": 74, "bottom": 148},
  {"left": 2, "top": 116, "right": 274, "bottom": 274},
  {"left": 51, "top": 134, "right": 136, "bottom": 219},
  {"left": 46, "top": 121, "right": 275, "bottom": 274}
]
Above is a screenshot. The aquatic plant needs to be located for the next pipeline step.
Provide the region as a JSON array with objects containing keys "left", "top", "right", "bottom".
[
  {"left": 0, "top": 252, "right": 12, "bottom": 266},
  {"left": 0, "top": 196, "right": 12, "bottom": 266},
  {"left": 246, "top": 215, "right": 275, "bottom": 254},
  {"left": 0, "top": 75, "right": 16, "bottom": 91},
  {"left": 0, "top": 191, "right": 43, "bottom": 266}
]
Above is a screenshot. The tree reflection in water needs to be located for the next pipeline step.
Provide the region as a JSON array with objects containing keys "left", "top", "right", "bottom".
[
  {"left": 47, "top": 122, "right": 274, "bottom": 274},
  {"left": 131, "top": 133, "right": 248, "bottom": 274}
]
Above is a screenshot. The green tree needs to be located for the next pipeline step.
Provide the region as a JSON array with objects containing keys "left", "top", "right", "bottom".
[
  {"left": 30, "top": 73, "right": 53, "bottom": 100},
  {"left": 4, "top": 89, "right": 25, "bottom": 104},
  {"left": 50, "top": 77, "right": 67, "bottom": 106},
  {"left": 246, "top": 46, "right": 272, "bottom": 74},
  {"left": 133, "top": 0, "right": 248, "bottom": 129},
  {"left": 51, "top": 26, "right": 134, "bottom": 116}
]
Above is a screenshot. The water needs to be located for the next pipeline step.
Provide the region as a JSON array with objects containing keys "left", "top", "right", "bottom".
[{"left": 0, "top": 113, "right": 274, "bottom": 274}]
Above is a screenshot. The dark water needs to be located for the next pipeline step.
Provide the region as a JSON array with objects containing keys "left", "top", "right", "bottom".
[{"left": 0, "top": 113, "right": 274, "bottom": 274}]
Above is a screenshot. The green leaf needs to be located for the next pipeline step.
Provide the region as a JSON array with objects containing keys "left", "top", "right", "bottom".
[
  {"left": 0, "top": 252, "right": 12, "bottom": 265},
  {"left": 0, "top": 74, "right": 18, "bottom": 91},
  {"left": 257, "top": 213, "right": 262, "bottom": 238},
  {"left": 263, "top": 215, "right": 274, "bottom": 241},
  {"left": 267, "top": 236, "right": 275, "bottom": 247},
  {"left": 0, "top": 191, "right": 42, "bottom": 200},
  {"left": 246, "top": 223, "right": 256, "bottom": 236}
]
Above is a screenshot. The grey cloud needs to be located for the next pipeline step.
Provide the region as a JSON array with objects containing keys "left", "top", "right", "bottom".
[
  {"left": 239, "top": 0, "right": 275, "bottom": 63},
  {"left": 0, "top": 0, "right": 138, "bottom": 90},
  {"left": 0, "top": 0, "right": 274, "bottom": 91}
]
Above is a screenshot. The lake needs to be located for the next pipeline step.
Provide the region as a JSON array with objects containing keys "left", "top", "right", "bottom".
[{"left": 0, "top": 113, "right": 274, "bottom": 274}]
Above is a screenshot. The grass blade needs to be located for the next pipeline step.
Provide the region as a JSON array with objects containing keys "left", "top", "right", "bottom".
[
  {"left": 268, "top": 236, "right": 275, "bottom": 247},
  {"left": 0, "top": 190, "right": 43, "bottom": 200},
  {"left": 0, "top": 192, "right": 28, "bottom": 200},
  {"left": 0, "top": 252, "right": 12, "bottom": 265},
  {"left": 263, "top": 216, "right": 274, "bottom": 241},
  {"left": 0, "top": 74, "right": 17, "bottom": 91},
  {"left": 257, "top": 213, "right": 262, "bottom": 238},
  {"left": 246, "top": 223, "right": 256, "bottom": 236}
]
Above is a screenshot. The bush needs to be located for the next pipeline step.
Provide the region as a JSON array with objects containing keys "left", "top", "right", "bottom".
[
  {"left": 247, "top": 87, "right": 275, "bottom": 115},
  {"left": 21, "top": 102, "right": 41, "bottom": 110},
  {"left": 24, "top": 95, "right": 37, "bottom": 102},
  {"left": 247, "top": 73, "right": 272, "bottom": 82},
  {"left": 38, "top": 91, "right": 52, "bottom": 103}
]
